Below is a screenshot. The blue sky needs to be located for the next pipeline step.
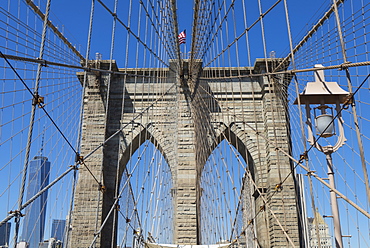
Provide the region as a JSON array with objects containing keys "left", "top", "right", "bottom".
[
  {"left": 47, "top": 0, "right": 332, "bottom": 65},
  {"left": 1, "top": 0, "right": 370, "bottom": 247}
]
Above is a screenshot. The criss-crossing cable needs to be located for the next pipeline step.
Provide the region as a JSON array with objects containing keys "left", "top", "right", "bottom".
[{"left": 2, "top": 0, "right": 370, "bottom": 248}]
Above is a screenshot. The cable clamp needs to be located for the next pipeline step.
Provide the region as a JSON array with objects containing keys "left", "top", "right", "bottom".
[
  {"left": 299, "top": 152, "right": 308, "bottom": 164},
  {"left": 33, "top": 94, "right": 44, "bottom": 107},
  {"left": 69, "top": 164, "right": 79, "bottom": 170},
  {"left": 99, "top": 183, "right": 106, "bottom": 192},
  {"left": 306, "top": 170, "right": 316, "bottom": 176},
  {"left": 343, "top": 93, "right": 354, "bottom": 109},
  {"left": 247, "top": 219, "right": 253, "bottom": 226},
  {"left": 323, "top": 215, "right": 333, "bottom": 218},
  {"left": 275, "top": 183, "right": 283, "bottom": 192},
  {"left": 75, "top": 153, "right": 84, "bottom": 164},
  {"left": 338, "top": 61, "right": 351, "bottom": 71},
  {"left": 259, "top": 205, "right": 265, "bottom": 211},
  {"left": 37, "top": 58, "right": 47, "bottom": 67},
  {"left": 9, "top": 210, "right": 25, "bottom": 217}
]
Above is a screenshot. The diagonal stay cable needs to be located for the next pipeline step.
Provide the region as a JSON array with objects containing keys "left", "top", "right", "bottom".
[
  {"left": 203, "top": 0, "right": 282, "bottom": 67},
  {"left": 191, "top": 0, "right": 217, "bottom": 61},
  {"left": 24, "top": 0, "right": 84, "bottom": 60},
  {"left": 83, "top": 82, "right": 177, "bottom": 162},
  {"left": 240, "top": 68, "right": 370, "bottom": 221},
  {"left": 0, "top": 52, "right": 172, "bottom": 80},
  {"left": 0, "top": 50, "right": 102, "bottom": 187},
  {"left": 192, "top": 0, "right": 234, "bottom": 61},
  {"left": 140, "top": 0, "right": 176, "bottom": 59},
  {"left": 96, "top": 0, "right": 169, "bottom": 68},
  {"left": 191, "top": 0, "right": 220, "bottom": 60},
  {"left": 1, "top": 49, "right": 174, "bottom": 185},
  {"left": 88, "top": 143, "right": 153, "bottom": 247},
  {"left": 0, "top": 50, "right": 78, "bottom": 154},
  {"left": 229, "top": 69, "right": 370, "bottom": 224},
  {"left": 0, "top": 165, "right": 75, "bottom": 226},
  {"left": 299, "top": 72, "right": 370, "bottom": 161},
  {"left": 272, "top": 0, "right": 345, "bottom": 73},
  {"left": 190, "top": 77, "right": 298, "bottom": 244},
  {"left": 242, "top": 73, "right": 370, "bottom": 219},
  {"left": 170, "top": 0, "right": 181, "bottom": 62},
  {"left": 200, "top": 71, "right": 370, "bottom": 220},
  {"left": 200, "top": 61, "right": 370, "bottom": 80}
]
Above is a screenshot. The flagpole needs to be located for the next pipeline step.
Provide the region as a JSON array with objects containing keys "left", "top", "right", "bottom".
[{"left": 185, "top": 30, "right": 187, "bottom": 59}]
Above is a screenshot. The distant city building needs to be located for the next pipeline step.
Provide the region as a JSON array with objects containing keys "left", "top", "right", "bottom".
[
  {"left": 308, "top": 210, "right": 332, "bottom": 248},
  {"left": 38, "top": 238, "right": 61, "bottom": 248},
  {"left": 16, "top": 242, "right": 28, "bottom": 248},
  {"left": 51, "top": 219, "right": 66, "bottom": 242},
  {"left": 0, "top": 222, "right": 11, "bottom": 246},
  {"left": 38, "top": 241, "right": 49, "bottom": 248},
  {"left": 20, "top": 156, "right": 50, "bottom": 248}
]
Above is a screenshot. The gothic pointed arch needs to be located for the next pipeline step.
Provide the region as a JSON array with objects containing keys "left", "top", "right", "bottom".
[
  {"left": 200, "top": 131, "right": 256, "bottom": 245},
  {"left": 117, "top": 123, "right": 175, "bottom": 184},
  {"left": 208, "top": 122, "right": 262, "bottom": 182}
]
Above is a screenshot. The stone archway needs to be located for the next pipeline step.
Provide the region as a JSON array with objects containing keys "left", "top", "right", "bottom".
[{"left": 71, "top": 59, "right": 303, "bottom": 248}]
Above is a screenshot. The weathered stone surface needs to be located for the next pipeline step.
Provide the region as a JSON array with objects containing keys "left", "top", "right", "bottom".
[{"left": 70, "top": 59, "right": 302, "bottom": 248}]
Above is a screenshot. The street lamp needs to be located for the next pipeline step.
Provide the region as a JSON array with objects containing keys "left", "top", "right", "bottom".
[{"left": 294, "top": 64, "right": 350, "bottom": 248}]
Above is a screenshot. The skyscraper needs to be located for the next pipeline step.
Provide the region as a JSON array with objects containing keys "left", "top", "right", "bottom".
[
  {"left": 51, "top": 219, "right": 66, "bottom": 242},
  {"left": 0, "top": 222, "right": 11, "bottom": 246},
  {"left": 308, "top": 210, "right": 333, "bottom": 248},
  {"left": 20, "top": 156, "right": 50, "bottom": 248}
]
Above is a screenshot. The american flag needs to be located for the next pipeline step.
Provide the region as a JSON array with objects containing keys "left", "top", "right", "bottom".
[{"left": 178, "top": 30, "right": 186, "bottom": 44}]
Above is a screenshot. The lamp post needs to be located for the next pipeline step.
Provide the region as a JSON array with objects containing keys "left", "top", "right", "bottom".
[{"left": 295, "top": 64, "right": 350, "bottom": 248}]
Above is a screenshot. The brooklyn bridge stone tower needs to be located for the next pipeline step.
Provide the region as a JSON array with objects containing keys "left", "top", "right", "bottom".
[{"left": 70, "top": 58, "right": 302, "bottom": 248}]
